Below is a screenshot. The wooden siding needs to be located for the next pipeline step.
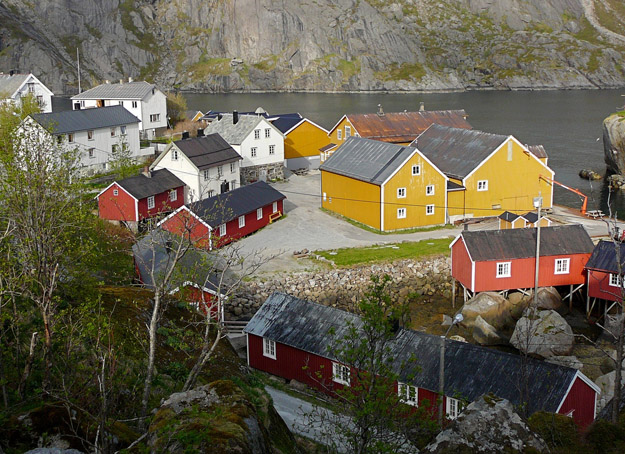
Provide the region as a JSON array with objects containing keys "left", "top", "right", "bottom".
[
  {"left": 137, "top": 186, "right": 184, "bottom": 221},
  {"left": 176, "top": 286, "right": 219, "bottom": 318},
  {"left": 499, "top": 217, "right": 526, "bottom": 230},
  {"left": 160, "top": 209, "right": 211, "bottom": 248},
  {"left": 285, "top": 121, "right": 329, "bottom": 159},
  {"left": 588, "top": 270, "right": 622, "bottom": 302},
  {"left": 328, "top": 117, "right": 355, "bottom": 145},
  {"left": 451, "top": 238, "right": 473, "bottom": 291},
  {"left": 98, "top": 183, "right": 137, "bottom": 221},
  {"left": 447, "top": 189, "right": 465, "bottom": 222},
  {"left": 558, "top": 376, "right": 596, "bottom": 429},
  {"left": 321, "top": 171, "right": 381, "bottom": 230}
]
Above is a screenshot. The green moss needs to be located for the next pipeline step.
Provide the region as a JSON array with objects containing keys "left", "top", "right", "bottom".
[
  {"left": 85, "top": 24, "right": 102, "bottom": 39},
  {"left": 119, "top": 0, "right": 158, "bottom": 52},
  {"left": 337, "top": 58, "right": 361, "bottom": 80},
  {"left": 253, "top": 55, "right": 279, "bottom": 71},
  {"left": 188, "top": 57, "right": 232, "bottom": 81},
  {"left": 59, "top": 35, "right": 83, "bottom": 56},
  {"left": 594, "top": 0, "right": 625, "bottom": 37},
  {"left": 377, "top": 62, "right": 426, "bottom": 82},
  {"left": 574, "top": 17, "right": 601, "bottom": 44},
  {"left": 587, "top": 49, "right": 602, "bottom": 72}
]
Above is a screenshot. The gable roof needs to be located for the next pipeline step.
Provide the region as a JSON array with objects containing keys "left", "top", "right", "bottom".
[
  {"left": 458, "top": 225, "right": 594, "bottom": 262},
  {"left": 340, "top": 110, "right": 472, "bottom": 144},
  {"left": 203, "top": 114, "right": 276, "bottom": 145},
  {"left": 413, "top": 124, "right": 509, "bottom": 180},
  {"left": 114, "top": 169, "right": 184, "bottom": 200},
  {"left": 245, "top": 293, "right": 586, "bottom": 415},
  {"left": 187, "top": 181, "right": 286, "bottom": 226},
  {"left": 267, "top": 113, "right": 304, "bottom": 134},
  {"left": 71, "top": 81, "right": 157, "bottom": 100},
  {"left": 31, "top": 105, "right": 140, "bottom": 134},
  {"left": 319, "top": 136, "right": 419, "bottom": 185},
  {"left": 499, "top": 211, "right": 521, "bottom": 222},
  {"left": 585, "top": 240, "right": 625, "bottom": 273},
  {"left": 527, "top": 145, "right": 548, "bottom": 160},
  {"left": 0, "top": 73, "right": 53, "bottom": 99},
  {"left": 172, "top": 134, "right": 242, "bottom": 170}
]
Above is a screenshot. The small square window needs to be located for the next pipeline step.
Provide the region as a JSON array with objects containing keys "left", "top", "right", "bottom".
[
  {"left": 397, "top": 208, "right": 406, "bottom": 219},
  {"left": 497, "top": 262, "right": 511, "bottom": 278},
  {"left": 265, "top": 128, "right": 271, "bottom": 138},
  {"left": 150, "top": 113, "right": 160, "bottom": 122},
  {"left": 208, "top": 190, "right": 215, "bottom": 198},
  {"left": 269, "top": 144, "right": 275, "bottom": 155},
  {"left": 398, "top": 382, "right": 418, "bottom": 406},
  {"left": 113, "top": 188, "right": 118, "bottom": 196},
  {"left": 257, "top": 207, "right": 263, "bottom": 220},
  {"left": 426, "top": 185, "right": 435, "bottom": 196},
  {"left": 477, "top": 180, "right": 488, "bottom": 191},
  {"left": 120, "top": 125, "right": 127, "bottom": 135},
  {"left": 219, "top": 224, "right": 226, "bottom": 237},
  {"left": 87, "top": 130, "right": 94, "bottom": 140},
  {"left": 412, "top": 165, "right": 421, "bottom": 176},
  {"left": 332, "top": 362, "right": 350, "bottom": 386},
  {"left": 251, "top": 147, "right": 257, "bottom": 158},
  {"left": 238, "top": 215, "right": 245, "bottom": 228},
  {"left": 263, "top": 338, "right": 276, "bottom": 359},
  {"left": 397, "top": 187, "right": 406, "bottom": 198},
  {"left": 426, "top": 204, "right": 434, "bottom": 215},
  {"left": 254, "top": 129, "right": 260, "bottom": 139},
  {"left": 147, "top": 196, "right": 155, "bottom": 209},
  {"left": 554, "top": 258, "right": 570, "bottom": 275},
  {"left": 169, "top": 189, "right": 177, "bottom": 202},
  {"left": 610, "top": 274, "right": 622, "bottom": 287},
  {"left": 132, "top": 101, "right": 138, "bottom": 109},
  {"left": 345, "top": 126, "right": 351, "bottom": 138}
]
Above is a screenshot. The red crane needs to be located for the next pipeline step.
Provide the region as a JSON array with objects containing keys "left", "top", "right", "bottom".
[{"left": 539, "top": 175, "right": 588, "bottom": 215}]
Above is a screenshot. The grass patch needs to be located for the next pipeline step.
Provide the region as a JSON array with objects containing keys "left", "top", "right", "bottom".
[
  {"left": 253, "top": 55, "right": 279, "bottom": 71},
  {"left": 315, "top": 238, "right": 452, "bottom": 267},
  {"left": 189, "top": 57, "right": 232, "bottom": 81},
  {"left": 377, "top": 62, "right": 426, "bottom": 82},
  {"left": 574, "top": 17, "right": 601, "bottom": 44},
  {"left": 337, "top": 58, "right": 361, "bottom": 80}
]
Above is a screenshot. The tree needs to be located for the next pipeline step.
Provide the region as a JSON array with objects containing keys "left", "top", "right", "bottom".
[
  {"left": 108, "top": 138, "right": 136, "bottom": 179},
  {"left": 166, "top": 92, "right": 188, "bottom": 127},
  {"left": 305, "top": 275, "right": 438, "bottom": 453}
]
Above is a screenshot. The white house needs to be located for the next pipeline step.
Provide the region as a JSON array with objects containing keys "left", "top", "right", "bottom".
[
  {"left": 71, "top": 79, "right": 167, "bottom": 139},
  {"left": 29, "top": 105, "right": 141, "bottom": 172},
  {"left": 203, "top": 112, "right": 285, "bottom": 185},
  {"left": 0, "top": 72, "right": 53, "bottom": 113},
  {"left": 150, "top": 132, "right": 242, "bottom": 202}
]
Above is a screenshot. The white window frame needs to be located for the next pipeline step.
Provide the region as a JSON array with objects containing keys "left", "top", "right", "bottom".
[
  {"left": 398, "top": 382, "right": 418, "bottom": 406},
  {"left": 412, "top": 164, "right": 421, "bottom": 176},
  {"left": 238, "top": 215, "right": 245, "bottom": 228},
  {"left": 426, "top": 185, "right": 435, "bottom": 196},
  {"left": 345, "top": 126, "right": 351, "bottom": 138},
  {"left": 426, "top": 204, "right": 435, "bottom": 215},
  {"left": 203, "top": 169, "right": 210, "bottom": 181},
  {"left": 208, "top": 190, "right": 215, "bottom": 198},
  {"left": 120, "top": 125, "right": 127, "bottom": 135},
  {"left": 110, "top": 127, "right": 116, "bottom": 137},
  {"left": 332, "top": 362, "right": 350, "bottom": 386},
  {"left": 113, "top": 188, "right": 118, "bottom": 196},
  {"left": 132, "top": 101, "right": 138, "bottom": 109},
  {"left": 496, "top": 261, "right": 511, "bottom": 278},
  {"left": 230, "top": 162, "right": 236, "bottom": 173},
  {"left": 150, "top": 113, "right": 160, "bottom": 122},
  {"left": 219, "top": 223, "right": 226, "bottom": 237},
  {"left": 251, "top": 147, "right": 257, "bottom": 158},
  {"left": 172, "top": 149, "right": 178, "bottom": 161},
  {"left": 263, "top": 338, "right": 276, "bottom": 359},
  {"left": 68, "top": 133, "right": 74, "bottom": 143},
  {"left": 254, "top": 129, "right": 260, "bottom": 140},
  {"left": 147, "top": 196, "right": 155, "bottom": 209},
  {"left": 337, "top": 129, "right": 342, "bottom": 141},
  {"left": 273, "top": 201, "right": 278, "bottom": 213},
  {"left": 323, "top": 192, "right": 327, "bottom": 201},
  {"left": 87, "top": 130, "right": 94, "bottom": 140},
  {"left": 257, "top": 207, "right": 263, "bottom": 220},
  {"left": 169, "top": 189, "right": 177, "bottom": 202},
  {"left": 269, "top": 144, "right": 275, "bottom": 155},
  {"left": 88, "top": 148, "right": 95, "bottom": 159},
  {"left": 217, "top": 165, "right": 223, "bottom": 177},
  {"left": 397, "top": 187, "right": 406, "bottom": 198},
  {"left": 446, "top": 397, "right": 462, "bottom": 419},
  {"left": 610, "top": 274, "right": 622, "bottom": 287},
  {"left": 265, "top": 128, "right": 271, "bottom": 138},
  {"left": 554, "top": 258, "right": 570, "bottom": 275},
  {"left": 397, "top": 208, "right": 406, "bottom": 219},
  {"left": 477, "top": 180, "right": 488, "bottom": 191}
]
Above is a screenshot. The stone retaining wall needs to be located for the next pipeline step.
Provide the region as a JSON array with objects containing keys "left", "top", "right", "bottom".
[{"left": 227, "top": 255, "right": 452, "bottom": 318}]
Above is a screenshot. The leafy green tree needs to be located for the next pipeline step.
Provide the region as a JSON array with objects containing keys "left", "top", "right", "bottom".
[
  {"left": 166, "top": 91, "right": 188, "bottom": 127},
  {"left": 108, "top": 138, "right": 137, "bottom": 179}
]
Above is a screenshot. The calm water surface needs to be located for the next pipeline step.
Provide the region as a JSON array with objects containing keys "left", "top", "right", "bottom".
[{"left": 184, "top": 90, "right": 625, "bottom": 215}]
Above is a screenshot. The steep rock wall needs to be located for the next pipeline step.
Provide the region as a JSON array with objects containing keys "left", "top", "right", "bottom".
[{"left": 603, "top": 113, "right": 625, "bottom": 174}]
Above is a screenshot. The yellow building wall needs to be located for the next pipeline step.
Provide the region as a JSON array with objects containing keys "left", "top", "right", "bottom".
[
  {"left": 462, "top": 139, "right": 553, "bottom": 218},
  {"left": 383, "top": 153, "right": 447, "bottom": 230},
  {"left": 447, "top": 178, "right": 466, "bottom": 218},
  {"left": 285, "top": 121, "right": 330, "bottom": 159},
  {"left": 321, "top": 170, "right": 381, "bottom": 230},
  {"left": 328, "top": 118, "right": 355, "bottom": 144}
]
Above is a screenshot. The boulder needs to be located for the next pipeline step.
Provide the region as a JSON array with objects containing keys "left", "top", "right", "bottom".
[
  {"left": 579, "top": 169, "right": 602, "bottom": 180},
  {"left": 546, "top": 355, "right": 583, "bottom": 370},
  {"left": 595, "top": 370, "right": 625, "bottom": 414},
  {"left": 507, "top": 292, "right": 530, "bottom": 320},
  {"left": 510, "top": 309, "right": 574, "bottom": 358},
  {"left": 531, "top": 287, "right": 565, "bottom": 314},
  {"left": 472, "top": 315, "right": 507, "bottom": 345},
  {"left": 461, "top": 292, "right": 516, "bottom": 332},
  {"left": 603, "top": 113, "right": 625, "bottom": 175},
  {"left": 423, "top": 395, "right": 548, "bottom": 453}
]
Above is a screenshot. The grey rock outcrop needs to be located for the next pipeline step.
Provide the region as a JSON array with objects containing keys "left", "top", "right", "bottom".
[
  {"left": 461, "top": 292, "right": 517, "bottom": 332},
  {"left": 531, "top": 286, "right": 566, "bottom": 314},
  {"left": 510, "top": 309, "right": 574, "bottom": 358},
  {"left": 472, "top": 315, "right": 506, "bottom": 346},
  {"left": 423, "top": 394, "right": 548, "bottom": 454},
  {"left": 604, "top": 113, "right": 625, "bottom": 174}
]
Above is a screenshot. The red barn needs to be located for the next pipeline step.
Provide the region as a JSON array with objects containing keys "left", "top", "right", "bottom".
[
  {"left": 96, "top": 169, "right": 185, "bottom": 229},
  {"left": 450, "top": 225, "right": 594, "bottom": 300},
  {"left": 585, "top": 240, "right": 625, "bottom": 318},
  {"left": 244, "top": 293, "right": 599, "bottom": 428},
  {"left": 159, "top": 180, "right": 286, "bottom": 249}
]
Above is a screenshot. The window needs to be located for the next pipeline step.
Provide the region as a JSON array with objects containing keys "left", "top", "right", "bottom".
[
  {"left": 203, "top": 170, "right": 210, "bottom": 181},
  {"left": 67, "top": 133, "right": 74, "bottom": 143},
  {"left": 554, "top": 258, "right": 570, "bottom": 275},
  {"left": 27, "top": 82, "right": 35, "bottom": 93},
  {"left": 219, "top": 224, "right": 226, "bottom": 237},
  {"left": 88, "top": 148, "right": 95, "bottom": 158},
  {"left": 497, "top": 262, "right": 511, "bottom": 278},
  {"left": 412, "top": 165, "right": 421, "bottom": 175},
  {"left": 110, "top": 127, "right": 116, "bottom": 137},
  {"left": 426, "top": 204, "right": 434, "bottom": 215},
  {"left": 610, "top": 274, "right": 622, "bottom": 287},
  {"left": 230, "top": 162, "right": 236, "bottom": 173},
  {"left": 263, "top": 338, "right": 276, "bottom": 359},
  {"left": 323, "top": 192, "right": 327, "bottom": 201},
  {"left": 332, "top": 362, "right": 350, "bottom": 386},
  {"left": 150, "top": 113, "right": 160, "bottom": 122},
  {"left": 169, "top": 189, "right": 177, "bottom": 202},
  {"left": 254, "top": 129, "right": 260, "bottom": 139},
  {"left": 217, "top": 165, "right": 223, "bottom": 177},
  {"left": 251, "top": 147, "right": 257, "bottom": 157},
  {"left": 87, "top": 130, "right": 94, "bottom": 140},
  {"left": 147, "top": 196, "right": 155, "bottom": 209},
  {"left": 269, "top": 144, "right": 275, "bottom": 155},
  {"left": 345, "top": 126, "right": 351, "bottom": 138},
  {"left": 446, "top": 397, "right": 462, "bottom": 420},
  {"left": 398, "top": 382, "right": 418, "bottom": 406},
  {"left": 80, "top": 100, "right": 85, "bottom": 108},
  {"left": 272, "top": 201, "right": 278, "bottom": 213},
  {"left": 397, "top": 208, "right": 406, "bottom": 219},
  {"left": 265, "top": 128, "right": 271, "bottom": 138},
  {"left": 238, "top": 215, "right": 245, "bottom": 228},
  {"left": 120, "top": 125, "right": 127, "bottom": 135},
  {"left": 397, "top": 187, "right": 406, "bottom": 198},
  {"left": 37, "top": 95, "right": 43, "bottom": 105},
  {"left": 113, "top": 188, "right": 118, "bottom": 196},
  {"left": 57, "top": 135, "right": 64, "bottom": 144},
  {"left": 132, "top": 101, "right": 138, "bottom": 109},
  {"left": 257, "top": 207, "right": 263, "bottom": 220},
  {"left": 172, "top": 149, "right": 179, "bottom": 161},
  {"left": 477, "top": 180, "right": 488, "bottom": 191},
  {"left": 208, "top": 190, "right": 215, "bottom": 198},
  {"left": 112, "top": 144, "right": 120, "bottom": 154},
  {"left": 337, "top": 129, "right": 342, "bottom": 140},
  {"left": 426, "top": 185, "right": 435, "bottom": 196}
]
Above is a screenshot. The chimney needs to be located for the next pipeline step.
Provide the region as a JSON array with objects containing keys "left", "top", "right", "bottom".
[
  {"left": 119, "top": 79, "right": 123, "bottom": 84},
  {"left": 233, "top": 110, "right": 239, "bottom": 124},
  {"left": 217, "top": 113, "right": 223, "bottom": 121},
  {"left": 9, "top": 70, "right": 15, "bottom": 76},
  {"left": 197, "top": 128, "right": 205, "bottom": 137},
  {"left": 377, "top": 104, "right": 384, "bottom": 116},
  {"left": 182, "top": 131, "right": 190, "bottom": 140},
  {"left": 419, "top": 102, "right": 425, "bottom": 112},
  {"left": 128, "top": 77, "right": 133, "bottom": 83},
  {"left": 142, "top": 166, "right": 151, "bottom": 178}
]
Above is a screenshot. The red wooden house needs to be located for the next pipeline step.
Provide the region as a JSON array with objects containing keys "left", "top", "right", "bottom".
[
  {"left": 158, "top": 181, "right": 286, "bottom": 249},
  {"left": 584, "top": 240, "right": 625, "bottom": 318},
  {"left": 450, "top": 225, "right": 594, "bottom": 300},
  {"left": 96, "top": 169, "right": 185, "bottom": 229},
  {"left": 245, "top": 293, "right": 599, "bottom": 428}
]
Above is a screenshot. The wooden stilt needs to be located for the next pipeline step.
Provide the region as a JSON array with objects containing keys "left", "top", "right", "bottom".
[
  {"left": 452, "top": 279, "right": 456, "bottom": 308},
  {"left": 569, "top": 284, "right": 573, "bottom": 310}
]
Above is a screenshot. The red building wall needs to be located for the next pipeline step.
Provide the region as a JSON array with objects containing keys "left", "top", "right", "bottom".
[
  {"left": 137, "top": 186, "right": 184, "bottom": 221},
  {"left": 451, "top": 239, "right": 473, "bottom": 290},
  {"left": 215, "top": 199, "right": 284, "bottom": 248},
  {"left": 160, "top": 208, "right": 212, "bottom": 248},
  {"left": 177, "top": 287, "right": 219, "bottom": 319},
  {"left": 98, "top": 183, "right": 137, "bottom": 221},
  {"left": 588, "top": 270, "right": 622, "bottom": 302},
  {"left": 557, "top": 376, "right": 597, "bottom": 429}
]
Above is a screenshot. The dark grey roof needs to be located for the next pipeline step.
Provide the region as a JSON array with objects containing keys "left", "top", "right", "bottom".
[
  {"left": 522, "top": 212, "right": 540, "bottom": 224},
  {"left": 498, "top": 211, "right": 521, "bottom": 222},
  {"left": 32, "top": 105, "right": 139, "bottom": 134},
  {"left": 414, "top": 124, "right": 508, "bottom": 180},
  {"left": 189, "top": 181, "right": 286, "bottom": 226},
  {"left": 447, "top": 180, "right": 465, "bottom": 191},
  {"left": 245, "top": 293, "right": 580, "bottom": 415},
  {"left": 459, "top": 225, "right": 594, "bottom": 262},
  {"left": 319, "top": 136, "right": 419, "bottom": 185},
  {"left": 269, "top": 113, "right": 304, "bottom": 134},
  {"left": 116, "top": 169, "right": 184, "bottom": 200},
  {"left": 72, "top": 81, "right": 156, "bottom": 100},
  {"left": 203, "top": 114, "right": 267, "bottom": 144},
  {"left": 173, "top": 134, "right": 242, "bottom": 170},
  {"left": 585, "top": 240, "right": 625, "bottom": 273}
]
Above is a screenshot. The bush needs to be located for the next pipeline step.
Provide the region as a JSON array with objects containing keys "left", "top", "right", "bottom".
[{"left": 527, "top": 411, "right": 582, "bottom": 453}]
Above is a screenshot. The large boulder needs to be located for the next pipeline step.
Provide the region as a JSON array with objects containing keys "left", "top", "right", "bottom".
[
  {"left": 423, "top": 395, "right": 548, "bottom": 453},
  {"left": 472, "top": 315, "right": 507, "bottom": 345},
  {"left": 510, "top": 309, "right": 574, "bottom": 358},
  {"left": 595, "top": 370, "right": 625, "bottom": 414},
  {"left": 507, "top": 292, "right": 531, "bottom": 320},
  {"left": 531, "top": 287, "right": 566, "bottom": 314},
  {"left": 461, "top": 292, "right": 516, "bottom": 332}
]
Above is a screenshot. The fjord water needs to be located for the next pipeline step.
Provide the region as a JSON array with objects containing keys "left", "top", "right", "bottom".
[{"left": 186, "top": 90, "right": 624, "bottom": 215}]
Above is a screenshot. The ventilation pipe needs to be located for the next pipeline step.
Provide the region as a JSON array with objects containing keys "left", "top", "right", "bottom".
[
  {"left": 377, "top": 104, "right": 384, "bottom": 116},
  {"left": 419, "top": 102, "right": 425, "bottom": 112},
  {"left": 233, "top": 110, "right": 239, "bottom": 124}
]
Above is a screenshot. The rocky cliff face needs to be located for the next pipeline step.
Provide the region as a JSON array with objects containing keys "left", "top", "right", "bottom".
[
  {"left": 603, "top": 112, "right": 625, "bottom": 174},
  {"left": 1, "top": 0, "right": 624, "bottom": 94}
]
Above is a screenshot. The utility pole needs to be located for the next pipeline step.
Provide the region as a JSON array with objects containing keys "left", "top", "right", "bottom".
[
  {"left": 77, "top": 48, "right": 81, "bottom": 94},
  {"left": 533, "top": 194, "right": 543, "bottom": 307},
  {"left": 439, "top": 313, "right": 463, "bottom": 426}
]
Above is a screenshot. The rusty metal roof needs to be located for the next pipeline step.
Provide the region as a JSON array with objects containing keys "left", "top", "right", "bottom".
[
  {"left": 585, "top": 240, "right": 625, "bottom": 273},
  {"left": 459, "top": 225, "right": 594, "bottom": 262},
  {"left": 527, "top": 145, "right": 548, "bottom": 159},
  {"left": 345, "top": 110, "right": 471, "bottom": 144}
]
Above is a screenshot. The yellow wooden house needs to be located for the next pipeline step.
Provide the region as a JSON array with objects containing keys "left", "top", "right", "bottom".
[
  {"left": 412, "top": 125, "right": 554, "bottom": 222},
  {"left": 320, "top": 137, "right": 447, "bottom": 231},
  {"left": 269, "top": 114, "right": 329, "bottom": 170}
]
